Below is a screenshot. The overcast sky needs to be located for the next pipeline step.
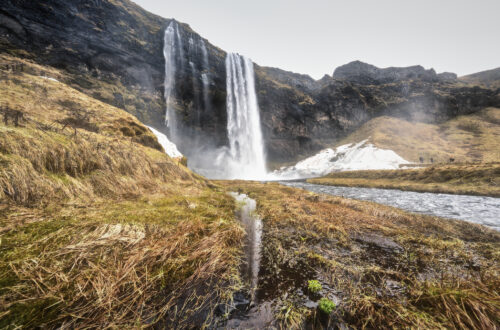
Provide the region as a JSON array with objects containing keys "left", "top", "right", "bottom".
[{"left": 133, "top": 0, "right": 499, "bottom": 79}]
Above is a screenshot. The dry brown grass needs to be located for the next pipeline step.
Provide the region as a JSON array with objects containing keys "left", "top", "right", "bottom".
[
  {"left": 337, "top": 108, "right": 500, "bottom": 163},
  {"left": 220, "top": 181, "right": 500, "bottom": 329},
  {"left": 0, "top": 191, "right": 244, "bottom": 328},
  {"left": 309, "top": 163, "right": 500, "bottom": 197},
  {"left": 0, "top": 55, "right": 194, "bottom": 207},
  {"left": 0, "top": 57, "right": 245, "bottom": 328}
]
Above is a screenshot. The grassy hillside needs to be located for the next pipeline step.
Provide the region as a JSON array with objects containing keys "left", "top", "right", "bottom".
[
  {"left": 337, "top": 108, "right": 500, "bottom": 163},
  {"left": 222, "top": 181, "right": 500, "bottom": 329},
  {"left": 309, "top": 163, "right": 500, "bottom": 197},
  {"left": 460, "top": 67, "right": 500, "bottom": 89},
  {"left": 0, "top": 55, "right": 243, "bottom": 328}
]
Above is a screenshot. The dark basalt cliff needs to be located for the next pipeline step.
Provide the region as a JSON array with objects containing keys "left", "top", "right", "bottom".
[
  {"left": 2, "top": 0, "right": 499, "bottom": 163},
  {"left": 0, "top": 0, "right": 230, "bottom": 150},
  {"left": 256, "top": 64, "right": 499, "bottom": 162}
]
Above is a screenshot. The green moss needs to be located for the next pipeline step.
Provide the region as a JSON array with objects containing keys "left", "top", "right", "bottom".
[
  {"left": 307, "top": 280, "right": 322, "bottom": 293},
  {"left": 318, "top": 297, "right": 336, "bottom": 314},
  {"left": 0, "top": 297, "right": 63, "bottom": 329}
]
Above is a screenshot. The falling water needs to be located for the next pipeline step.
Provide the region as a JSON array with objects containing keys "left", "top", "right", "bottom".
[
  {"left": 163, "top": 21, "right": 183, "bottom": 140},
  {"left": 163, "top": 23, "right": 266, "bottom": 179},
  {"left": 225, "top": 53, "right": 267, "bottom": 179},
  {"left": 200, "top": 40, "right": 211, "bottom": 114}
]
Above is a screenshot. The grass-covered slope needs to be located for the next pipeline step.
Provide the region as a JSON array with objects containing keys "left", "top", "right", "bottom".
[
  {"left": 337, "top": 107, "right": 500, "bottom": 164},
  {"left": 0, "top": 56, "right": 243, "bottom": 328},
  {"left": 222, "top": 181, "right": 500, "bottom": 329},
  {"left": 309, "top": 163, "right": 500, "bottom": 197},
  {"left": 460, "top": 67, "right": 500, "bottom": 89}
]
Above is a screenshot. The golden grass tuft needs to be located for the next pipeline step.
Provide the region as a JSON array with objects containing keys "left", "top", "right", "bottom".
[{"left": 0, "top": 192, "right": 244, "bottom": 328}]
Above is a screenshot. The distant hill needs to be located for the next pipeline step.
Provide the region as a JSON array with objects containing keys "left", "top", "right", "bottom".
[
  {"left": 336, "top": 107, "right": 500, "bottom": 163},
  {"left": 460, "top": 68, "right": 500, "bottom": 89}
]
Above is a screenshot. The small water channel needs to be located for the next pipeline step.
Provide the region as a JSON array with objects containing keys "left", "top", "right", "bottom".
[
  {"left": 224, "top": 192, "right": 333, "bottom": 328},
  {"left": 225, "top": 193, "right": 272, "bottom": 329},
  {"left": 229, "top": 192, "right": 262, "bottom": 300},
  {"left": 281, "top": 182, "right": 500, "bottom": 231}
]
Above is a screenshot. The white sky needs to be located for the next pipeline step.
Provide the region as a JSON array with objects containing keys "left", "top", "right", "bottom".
[{"left": 133, "top": 0, "right": 500, "bottom": 79}]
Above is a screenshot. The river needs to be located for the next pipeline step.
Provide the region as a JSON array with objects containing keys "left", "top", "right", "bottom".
[{"left": 281, "top": 182, "right": 500, "bottom": 231}]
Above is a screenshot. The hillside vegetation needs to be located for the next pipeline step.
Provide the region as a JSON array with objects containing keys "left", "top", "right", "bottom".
[
  {"left": 460, "top": 67, "right": 500, "bottom": 89},
  {"left": 0, "top": 55, "right": 243, "bottom": 328},
  {"left": 309, "top": 163, "right": 500, "bottom": 197},
  {"left": 337, "top": 108, "right": 500, "bottom": 164}
]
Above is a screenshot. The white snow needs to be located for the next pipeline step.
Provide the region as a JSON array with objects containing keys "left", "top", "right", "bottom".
[
  {"left": 268, "top": 140, "right": 409, "bottom": 180},
  {"left": 146, "top": 126, "right": 183, "bottom": 158}
]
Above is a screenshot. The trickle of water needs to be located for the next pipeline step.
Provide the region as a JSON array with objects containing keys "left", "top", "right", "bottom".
[{"left": 230, "top": 192, "right": 262, "bottom": 299}]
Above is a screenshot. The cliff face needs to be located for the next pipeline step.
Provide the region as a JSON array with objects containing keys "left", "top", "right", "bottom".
[
  {"left": 2, "top": 0, "right": 499, "bottom": 164},
  {"left": 0, "top": 0, "right": 230, "bottom": 151},
  {"left": 256, "top": 64, "right": 499, "bottom": 162}
]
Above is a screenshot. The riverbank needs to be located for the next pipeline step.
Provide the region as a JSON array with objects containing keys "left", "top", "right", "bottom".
[
  {"left": 220, "top": 181, "right": 500, "bottom": 328},
  {"left": 308, "top": 163, "right": 500, "bottom": 197}
]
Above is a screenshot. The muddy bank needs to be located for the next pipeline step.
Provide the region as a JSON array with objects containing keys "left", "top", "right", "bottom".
[{"left": 219, "top": 181, "right": 500, "bottom": 329}]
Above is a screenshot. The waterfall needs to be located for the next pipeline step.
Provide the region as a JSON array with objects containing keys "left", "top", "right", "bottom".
[
  {"left": 200, "top": 40, "right": 211, "bottom": 115},
  {"left": 163, "top": 22, "right": 266, "bottom": 180},
  {"left": 163, "top": 21, "right": 183, "bottom": 140},
  {"left": 225, "top": 53, "right": 267, "bottom": 179}
]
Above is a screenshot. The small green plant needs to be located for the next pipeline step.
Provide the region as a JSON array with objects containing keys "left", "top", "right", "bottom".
[
  {"left": 307, "top": 280, "right": 322, "bottom": 293},
  {"left": 318, "top": 298, "right": 335, "bottom": 314}
]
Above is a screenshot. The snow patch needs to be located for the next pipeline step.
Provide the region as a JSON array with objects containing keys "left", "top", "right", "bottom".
[
  {"left": 269, "top": 140, "right": 409, "bottom": 180},
  {"left": 147, "top": 126, "right": 182, "bottom": 158}
]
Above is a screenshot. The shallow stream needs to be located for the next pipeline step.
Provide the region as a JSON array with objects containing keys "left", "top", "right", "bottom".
[{"left": 281, "top": 182, "right": 500, "bottom": 231}]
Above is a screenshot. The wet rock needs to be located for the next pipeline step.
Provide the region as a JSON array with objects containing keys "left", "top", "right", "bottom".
[
  {"left": 215, "top": 291, "right": 250, "bottom": 316},
  {"left": 304, "top": 300, "right": 318, "bottom": 309},
  {"left": 233, "top": 291, "right": 251, "bottom": 311},
  {"left": 384, "top": 279, "right": 404, "bottom": 297},
  {"left": 354, "top": 233, "right": 403, "bottom": 252}
]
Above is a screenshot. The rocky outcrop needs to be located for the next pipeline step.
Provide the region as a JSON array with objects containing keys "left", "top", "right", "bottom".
[
  {"left": 1, "top": 0, "right": 499, "bottom": 164},
  {"left": 255, "top": 64, "right": 498, "bottom": 162},
  {"left": 333, "top": 60, "right": 444, "bottom": 85}
]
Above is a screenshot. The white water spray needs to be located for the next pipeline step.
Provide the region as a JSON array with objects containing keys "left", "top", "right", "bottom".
[{"left": 225, "top": 53, "right": 267, "bottom": 179}]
